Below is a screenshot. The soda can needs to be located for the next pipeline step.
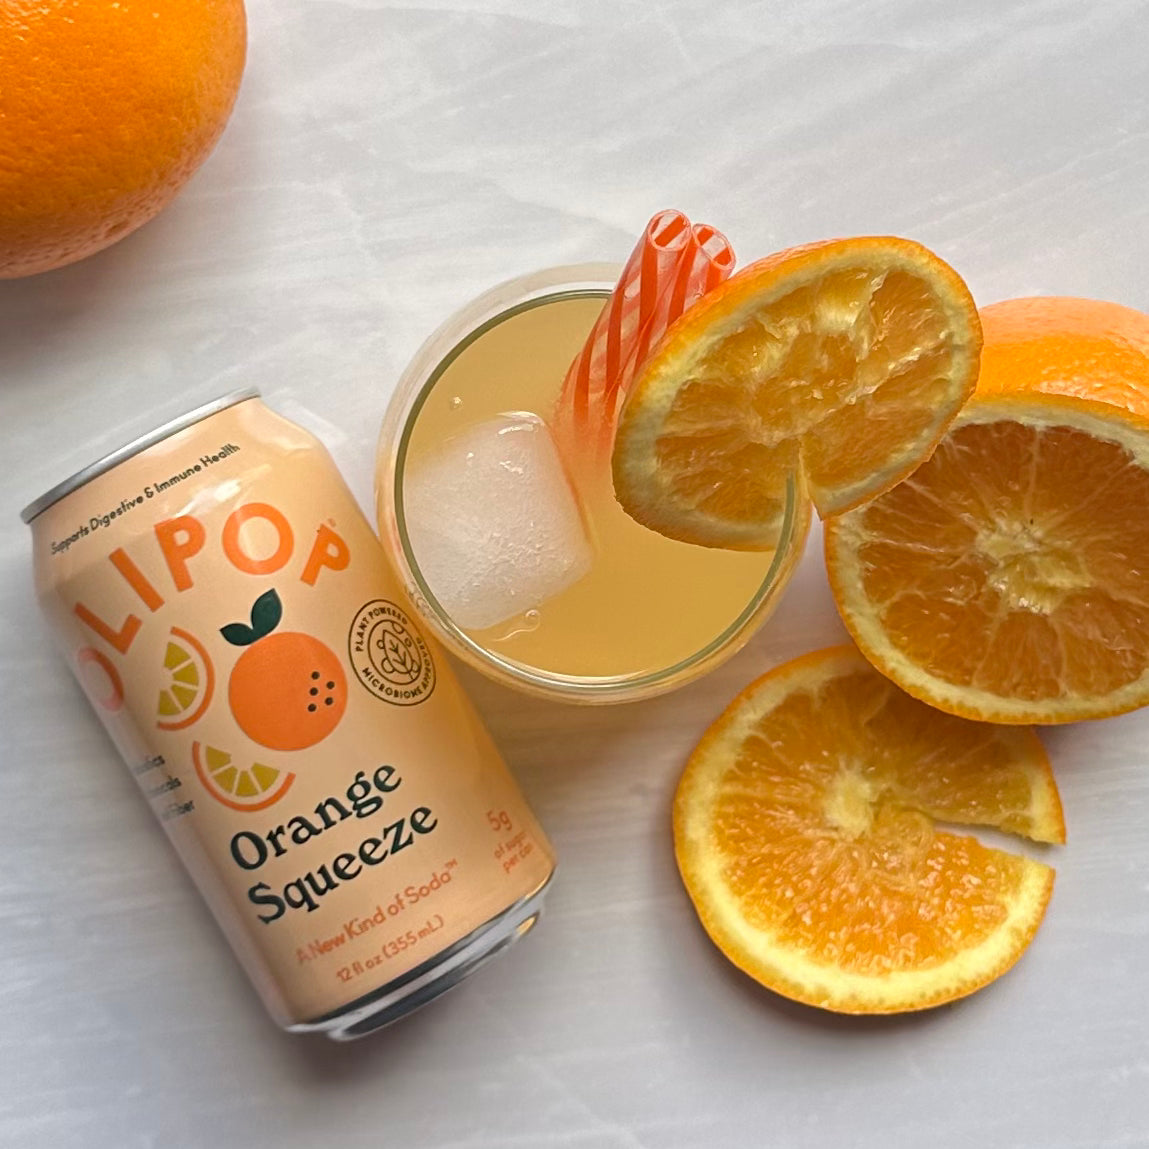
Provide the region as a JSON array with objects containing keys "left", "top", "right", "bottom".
[{"left": 21, "top": 389, "right": 556, "bottom": 1039}]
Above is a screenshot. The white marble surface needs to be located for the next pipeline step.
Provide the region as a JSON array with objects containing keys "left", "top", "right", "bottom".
[{"left": 3, "top": 2, "right": 1149, "bottom": 1146}]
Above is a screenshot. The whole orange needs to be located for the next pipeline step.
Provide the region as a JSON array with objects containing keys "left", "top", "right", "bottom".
[{"left": 0, "top": 0, "right": 246, "bottom": 279}]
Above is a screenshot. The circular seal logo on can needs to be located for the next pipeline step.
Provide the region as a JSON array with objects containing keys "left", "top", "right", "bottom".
[{"left": 348, "top": 600, "right": 436, "bottom": 706}]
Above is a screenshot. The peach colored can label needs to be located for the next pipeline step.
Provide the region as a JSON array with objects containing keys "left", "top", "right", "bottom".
[{"left": 27, "top": 396, "right": 555, "bottom": 1032}]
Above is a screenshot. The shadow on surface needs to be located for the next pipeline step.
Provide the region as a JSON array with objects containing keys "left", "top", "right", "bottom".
[
  {"left": 273, "top": 964, "right": 484, "bottom": 1085},
  {"left": 0, "top": 219, "right": 179, "bottom": 387}
]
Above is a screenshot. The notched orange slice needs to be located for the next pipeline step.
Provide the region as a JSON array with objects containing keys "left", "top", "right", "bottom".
[
  {"left": 673, "top": 645, "right": 1063, "bottom": 1014},
  {"left": 613, "top": 237, "right": 981, "bottom": 550}
]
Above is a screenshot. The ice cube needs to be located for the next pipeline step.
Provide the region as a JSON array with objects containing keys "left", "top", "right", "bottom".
[{"left": 403, "top": 412, "right": 593, "bottom": 631}]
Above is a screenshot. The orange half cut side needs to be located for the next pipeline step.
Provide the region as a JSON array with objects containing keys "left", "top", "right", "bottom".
[{"left": 826, "top": 296, "right": 1149, "bottom": 724}]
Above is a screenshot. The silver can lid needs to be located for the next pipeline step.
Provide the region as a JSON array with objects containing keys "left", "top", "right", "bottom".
[{"left": 20, "top": 388, "right": 260, "bottom": 524}]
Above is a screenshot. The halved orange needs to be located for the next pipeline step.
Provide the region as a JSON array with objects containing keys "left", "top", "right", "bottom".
[
  {"left": 826, "top": 297, "right": 1149, "bottom": 724},
  {"left": 612, "top": 237, "right": 981, "bottom": 549},
  {"left": 192, "top": 741, "right": 295, "bottom": 813},
  {"left": 674, "top": 646, "right": 1063, "bottom": 1014},
  {"left": 156, "top": 627, "right": 214, "bottom": 731}
]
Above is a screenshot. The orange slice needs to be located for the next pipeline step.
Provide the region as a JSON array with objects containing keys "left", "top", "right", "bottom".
[
  {"left": 192, "top": 741, "right": 295, "bottom": 813},
  {"left": 673, "top": 646, "right": 1063, "bottom": 1014},
  {"left": 612, "top": 237, "right": 981, "bottom": 549},
  {"left": 825, "top": 297, "right": 1149, "bottom": 723},
  {"left": 156, "top": 626, "right": 214, "bottom": 731}
]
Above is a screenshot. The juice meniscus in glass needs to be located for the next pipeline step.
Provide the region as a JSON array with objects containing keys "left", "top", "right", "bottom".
[{"left": 376, "top": 265, "right": 807, "bottom": 704}]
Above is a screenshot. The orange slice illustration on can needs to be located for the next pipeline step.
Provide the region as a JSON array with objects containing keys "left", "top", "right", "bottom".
[
  {"left": 156, "top": 627, "right": 215, "bottom": 731},
  {"left": 192, "top": 741, "right": 296, "bottom": 812},
  {"left": 222, "top": 589, "right": 348, "bottom": 752}
]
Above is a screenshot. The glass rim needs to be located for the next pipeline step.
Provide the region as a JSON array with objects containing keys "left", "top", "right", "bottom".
[{"left": 386, "top": 266, "right": 801, "bottom": 702}]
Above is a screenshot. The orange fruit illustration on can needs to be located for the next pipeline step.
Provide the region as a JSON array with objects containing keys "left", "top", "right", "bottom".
[
  {"left": 222, "top": 589, "right": 348, "bottom": 752},
  {"left": 156, "top": 626, "right": 215, "bottom": 730}
]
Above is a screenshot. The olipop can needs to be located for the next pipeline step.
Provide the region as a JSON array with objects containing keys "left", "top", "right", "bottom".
[{"left": 21, "top": 390, "right": 556, "bottom": 1039}]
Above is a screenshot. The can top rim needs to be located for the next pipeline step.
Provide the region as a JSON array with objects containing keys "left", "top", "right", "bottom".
[{"left": 19, "top": 388, "right": 261, "bottom": 525}]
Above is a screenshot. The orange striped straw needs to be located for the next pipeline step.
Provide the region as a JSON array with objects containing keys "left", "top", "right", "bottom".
[
  {"left": 603, "top": 222, "right": 736, "bottom": 426},
  {"left": 558, "top": 210, "right": 695, "bottom": 433},
  {"left": 555, "top": 211, "right": 736, "bottom": 461}
]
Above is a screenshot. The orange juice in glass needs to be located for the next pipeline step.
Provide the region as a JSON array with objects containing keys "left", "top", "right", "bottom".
[{"left": 377, "top": 262, "right": 808, "bottom": 703}]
